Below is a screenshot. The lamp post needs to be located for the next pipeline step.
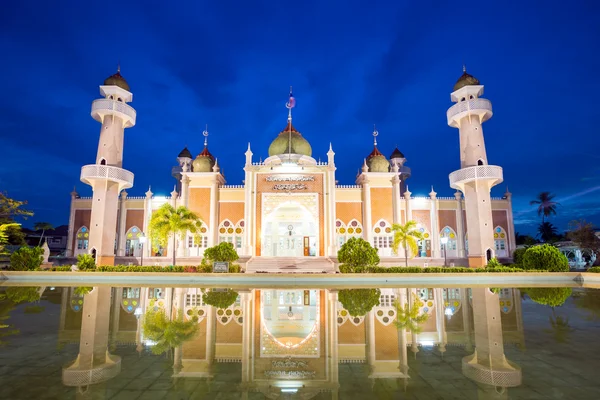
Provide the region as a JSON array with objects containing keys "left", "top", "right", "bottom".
[
  {"left": 139, "top": 235, "right": 147, "bottom": 266},
  {"left": 440, "top": 236, "right": 448, "bottom": 267}
]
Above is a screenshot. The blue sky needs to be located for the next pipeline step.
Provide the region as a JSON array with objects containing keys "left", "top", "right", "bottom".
[{"left": 1, "top": 0, "right": 599, "bottom": 236}]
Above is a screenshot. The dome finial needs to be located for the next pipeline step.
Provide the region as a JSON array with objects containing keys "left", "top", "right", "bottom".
[
  {"left": 372, "top": 125, "right": 379, "bottom": 147},
  {"left": 117, "top": 61, "right": 121, "bottom": 73},
  {"left": 286, "top": 86, "right": 295, "bottom": 123},
  {"left": 463, "top": 63, "right": 466, "bottom": 73},
  {"left": 202, "top": 124, "right": 209, "bottom": 147}
]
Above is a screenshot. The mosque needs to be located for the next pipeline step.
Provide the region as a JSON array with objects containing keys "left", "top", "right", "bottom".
[{"left": 66, "top": 67, "right": 515, "bottom": 270}]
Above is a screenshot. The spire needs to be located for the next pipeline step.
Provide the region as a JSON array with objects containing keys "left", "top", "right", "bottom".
[
  {"left": 117, "top": 62, "right": 121, "bottom": 73},
  {"left": 463, "top": 63, "right": 466, "bottom": 73},
  {"left": 202, "top": 124, "right": 209, "bottom": 147},
  {"left": 286, "top": 86, "right": 295, "bottom": 123},
  {"left": 373, "top": 125, "right": 378, "bottom": 147}
]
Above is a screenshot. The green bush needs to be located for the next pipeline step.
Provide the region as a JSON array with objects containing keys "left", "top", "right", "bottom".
[
  {"left": 338, "top": 289, "right": 381, "bottom": 317},
  {"left": 229, "top": 263, "right": 241, "bottom": 273},
  {"left": 9, "top": 246, "right": 43, "bottom": 271},
  {"left": 523, "top": 287, "right": 572, "bottom": 307},
  {"left": 588, "top": 267, "right": 600, "bottom": 273},
  {"left": 513, "top": 248, "right": 527, "bottom": 265},
  {"left": 202, "top": 289, "right": 239, "bottom": 309},
  {"left": 203, "top": 242, "right": 239, "bottom": 263},
  {"left": 3, "top": 287, "right": 42, "bottom": 303},
  {"left": 77, "top": 253, "right": 96, "bottom": 270},
  {"left": 198, "top": 263, "right": 212, "bottom": 273},
  {"left": 337, "top": 237, "right": 380, "bottom": 272},
  {"left": 96, "top": 265, "right": 186, "bottom": 273},
  {"left": 522, "top": 244, "right": 569, "bottom": 272},
  {"left": 340, "top": 265, "right": 532, "bottom": 273},
  {"left": 486, "top": 258, "right": 502, "bottom": 269}
]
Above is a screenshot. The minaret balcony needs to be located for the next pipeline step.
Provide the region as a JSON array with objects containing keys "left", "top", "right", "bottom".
[
  {"left": 62, "top": 354, "right": 121, "bottom": 386},
  {"left": 447, "top": 98, "right": 492, "bottom": 127},
  {"left": 81, "top": 164, "right": 134, "bottom": 191},
  {"left": 91, "top": 99, "right": 136, "bottom": 128},
  {"left": 449, "top": 165, "right": 503, "bottom": 191}
]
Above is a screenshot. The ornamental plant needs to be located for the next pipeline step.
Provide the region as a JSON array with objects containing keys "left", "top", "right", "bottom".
[
  {"left": 76, "top": 253, "right": 95, "bottom": 270},
  {"left": 523, "top": 287, "right": 572, "bottom": 307},
  {"left": 142, "top": 307, "right": 198, "bottom": 356},
  {"left": 513, "top": 248, "right": 527, "bottom": 266},
  {"left": 203, "top": 242, "right": 239, "bottom": 263},
  {"left": 522, "top": 244, "right": 569, "bottom": 272},
  {"left": 486, "top": 257, "right": 502, "bottom": 269},
  {"left": 338, "top": 288, "right": 381, "bottom": 317},
  {"left": 337, "top": 237, "right": 380, "bottom": 272},
  {"left": 393, "top": 296, "right": 429, "bottom": 334},
  {"left": 391, "top": 220, "right": 424, "bottom": 267},
  {"left": 9, "top": 246, "right": 43, "bottom": 271},
  {"left": 202, "top": 289, "right": 239, "bottom": 309}
]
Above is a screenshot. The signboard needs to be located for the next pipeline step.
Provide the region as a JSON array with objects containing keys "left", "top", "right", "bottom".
[
  {"left": 213, "top": 262, "right": 229, "bottom": 273},
  {"left": 265, "top": 175, "right": 315, "bottom": 191}
]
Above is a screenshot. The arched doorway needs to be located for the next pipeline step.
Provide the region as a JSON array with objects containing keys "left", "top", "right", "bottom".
[
  {"left": 486, "top": 248, "right": 493, "bottom": 261},
  {"left": 262, "top": 201, "right": 318, "bottom": 257}
]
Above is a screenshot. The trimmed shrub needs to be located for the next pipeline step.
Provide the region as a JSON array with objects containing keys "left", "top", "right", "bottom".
[
  {"left": 229, "top": 263, "right": 241, "bottom": 273},
  {"left": 337, "top": 237, "right": 380, "bottom": 272},
  {"left": 202, "top": 289, "right": 239, "bottom": 309},
  {"left": 340, "top": 265, "right": 532, "bottom": 273},
  {"left": 198, "top": 264, "right": 212, "bottom": 273},
  {"left": 486, "top": 258, "right": 502, "bottom": 269},
  {"left": 588, "top": 267, "right": 600, "bottom": 273},
  {"left": 338, "top": 288, "right": 381, "bottom": 317},
  {"left": 9, "top": 246, "right": 43, "bottom": 271},
  {"left": 513, "top": 248, "right": 527, "bottom": 265},
  {"left": 77, "top": 253, "right": 96, "bottom": 270},
  {"left": 522, "top": 244, "right": 569, "bottom": 272},
  {"left": 523, "top": 287, "right": 572, "bottom": 307},
  {"left": 203, "top": 242, "right": 239, "bottom": 263}
]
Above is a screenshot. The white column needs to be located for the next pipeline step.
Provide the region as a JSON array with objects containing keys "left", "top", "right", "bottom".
[
  {"left": 111, "top": 287, "right": 122, "bottom": 344},
  {"left": 66, "top": 189, "right": 78, "bottom": 257},
  {"left": 117, "top": 191, "right": 128, "bottom": 257},
  {"left": 181, "top": 175, "right": 190, "bottom": 208},
  {"left": 328, "top": 146, "right": 337, "bottom": 257},
  {"left": 461, "top": 288, "right": 473, "bottom": 351},
  {"left": 167, "top": 189, "right": 178, "bottom": 260},
  {"left": 59, "top": 287, "right": 69, "bottom": 330},
  {"left": 391, "top": 168, "right": 404, "bottom": 258},
  {"left": 403, "top": 189, "right": 412, "bottom": 222},
  {"left": 173, "top": 288, "right": 185, "bottom": 372},
  {"left": 434, "top": 288, "right": 446, "bottom": 353},
  {"left": 243, "top": 169, "right": 252, "bottom": 256},
  {"left": 395, "top": 288, "right": 408, "bottom": 375},
  {"left": 429, "top": 189, "right": 440, "bottom": 258},
  {"left": 143, "top": 189, "right": 153, "bottom": 258},
  {"left": 362, "top": 178, "right": 372, "bottom": 244},
  {"left": 206, "top": 305, "right": 216, "bottom": 365},
  {"left": 366, "top": 310, "right": 376, "bottom": 365},
  {"left": 505, "top": 190, "right": 516, "bottom": 258},
  {"left": 454, "top": 191, "right": 466, "bottom": 258},
  {"left": 240, "top": 291, "right": 252, "bottom": 384},
  {"left": 136, "top": 287, "right": 148, "bottom": 352},
  {"left": 328, "top": 290, "right": 339, "bottom": 391},
  {"left": 209, "top": 181, "right": 219, "bottom": 247}
]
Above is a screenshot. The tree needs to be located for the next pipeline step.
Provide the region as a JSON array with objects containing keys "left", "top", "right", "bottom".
[
  {"left": 0, "top": 223, "right": 20, "bottom": 255},
  {"left": 522, "top": 244, "right": 569, "bottom": 272},
  {"left": 567, "top": 220, "right": 600, "bottom": 253},
  {"left": 393, "top": 296, "right": 429, "bottom": 335},
  {"left": 391, "top": 220, "right": 424, "bottom": 268},
  {"left": 338, "top": 289, "right": 381, "bottom": 317},
  {"left": 148, "top": 204, "right": 202, "bottom": 266},
  {"left": 9, "top": 246, "right": 44, "bottom": 271},
  {"left": 537, "top": 222, "right": 558, "bottom": 242},
  {"left": 142, "top": 306, "right": 198, "bottom": 356},
  {"left": 337, "top": 237, "right": 380, "bottom": 272},
  {"left": 530, "top": 192, "right": 559, "bottom": 223},
  {"left": 203, "top": 242, "right": 239, "bottom": 263},
  {"left": 202, "top": 289, "right": 239, "bottom": 309},
  {"left": 0, "top": 192, "right": 33, "bottom": 246},
  {"left": 33, "top": 222, "right": 54, "bottom": 246},
  {"left": 515, "top": 232, "right": 537, "bottom": 246}
]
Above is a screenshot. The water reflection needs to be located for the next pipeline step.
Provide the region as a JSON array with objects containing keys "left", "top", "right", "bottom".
[{"left": 2, "top": 285, "right": 588, "bottom": 398}]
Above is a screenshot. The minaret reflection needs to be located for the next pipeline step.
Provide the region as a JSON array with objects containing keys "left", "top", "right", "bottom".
[
  {"left": 62, "top": 287, "right": 121, "bottom": 399},
  {"left": 463, "top": 288, "right": 522, "bottom": 399}
]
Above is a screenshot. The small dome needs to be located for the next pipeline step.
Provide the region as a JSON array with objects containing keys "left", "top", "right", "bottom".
[
  {"left": 268, "top": 122, "right": 312, "bottom": 157},
  {"left": 192, "top": 146, "right": 216, "bottom": 172},
  {"left": 104, "top": 69, "right": 130, "bottom": 92},
  {"left": 178, "top": 147, "right": 192, "bottom": 159},
  {"left": 366, "top": 147, "right": 390, "bottom": 172},
  {"left": 390, "top": 147, "right": 405, "bottom": 159},
  {"left": 453, "top": 69, "right": 480, "bottom": 92}
]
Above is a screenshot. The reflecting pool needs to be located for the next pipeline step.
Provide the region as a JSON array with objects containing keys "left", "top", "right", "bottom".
[{"left": 1, "top": 285, "right": 600, "bottom": 399}]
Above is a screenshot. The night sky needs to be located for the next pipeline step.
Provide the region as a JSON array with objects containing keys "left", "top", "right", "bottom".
[{"left": 1, "top": 1, "right": 599, "bottom": 236}]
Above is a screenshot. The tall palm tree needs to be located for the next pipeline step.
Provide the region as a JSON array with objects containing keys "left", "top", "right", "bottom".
[
  {"left": 530, "top": 192, "right": 559, "bottom": 223},
  {"left": 149, "top": 204, "right": 202, "bottom": 266},
  {"left": 142, "top": 305, "right": 198, "bottom": 356},
  {"left": 391, "top": 220, "right": 424, "bottom": 267},
  {"left": 33, "top": 222, "right": 53, "bottom": 246},
  {"left": 393, "top": 296, "right": 429, "bottom": 334},
  {"left": 537, "top": 221, "right": 558, "bottom": 242},
  {"left": 545, "top": 308, "right": 574, "bottom": 343}
]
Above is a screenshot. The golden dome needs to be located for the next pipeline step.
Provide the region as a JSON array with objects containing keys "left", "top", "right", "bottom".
[
  {"left": 192, "top": 146, "right": 216, "bottom": 172},
  {"left": 453, "top": 69, "right": 480, "bottom": 92},
  {"left": 104, "top": 69, "right": 130, "bottom": 92},
  {"left": 366, "top": 146, "right": 390, "bottom": 172},
  {"left": 268, "top": 122, "right": 312, "bottom": 157}
]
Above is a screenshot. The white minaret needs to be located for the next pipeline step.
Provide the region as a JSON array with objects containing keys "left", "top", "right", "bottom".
[
  {"left": 80, "top": 67, "right": 136, "bottom": 265},
  {"left": 447, "top": 67, "right": 503, "bottom": 267}
]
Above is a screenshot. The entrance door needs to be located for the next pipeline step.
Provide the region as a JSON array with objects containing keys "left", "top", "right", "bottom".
[
  {"left": 262, "top": 201, "right": 319, "bottom": 257},
  {"left": 303, "top": 236, "right": 309, "bottom": 256}
]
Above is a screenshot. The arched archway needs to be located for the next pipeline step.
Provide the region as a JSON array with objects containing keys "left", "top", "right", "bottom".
[
  {"left": 188, "top": 220, "right": 209, "bottom": 257},
  {"left": 416, "top": 225, "right": 431, "bottom": 257},
  {"left": 373, "top": 219, "right": 393, "bottom": 256},
  {"left": 262, "top": 200, "right": 318, "bottom": 257},
  {"left": 75, "top": 226, "right": 89, "bottom": 256},
  {"left": 494, "top": 226, "right": 508, "bottom": 257},
  {"left": 486, "top": 248, "right": 493, "bottom": 261},
  {"left": 440, "top": 226, "right": 458, "bottom": 258},
  {"left": 125, "top": 226, "right": 143, "bottom": 257}
]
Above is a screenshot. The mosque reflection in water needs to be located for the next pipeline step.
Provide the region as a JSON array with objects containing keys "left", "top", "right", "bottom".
[{"left": 59, "top": 286, "right": 524, "bottom": 399}]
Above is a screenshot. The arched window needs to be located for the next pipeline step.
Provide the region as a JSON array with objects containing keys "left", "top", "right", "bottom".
[
  {"left": 335, "top": 219, "right": 363, "bottom": 247},
  {"left": 125, "top": 226, "right": 144, "bottom": 257},
  {"left": 100, "top": 158, "right": 106, "bottom": 165},
  {"left": 416, "top": 225, "right": 431, "bottom": 257},
  {"left": 494, "top": 226, "right": 507, "bottom": 257},
  {"left": 373, "top": 219, "right": 393, "bottom": 256},
  {"left": 440, "top": 226, "right": 458, "bottom": 258},
  {"left": 477, "top": 159, "right": 484, "bottom": 166},
  {"left": 188, "top": 220, "right": 209, "bottom": 256},
  {"left": 75, "top": 226, "right": 89, "bottom": 255},
  {"left": 442, "top": 288, "right": 462, "bottom": 320},
  {"left": 218, "top": 219, "right": 243, "bottom": 249}
]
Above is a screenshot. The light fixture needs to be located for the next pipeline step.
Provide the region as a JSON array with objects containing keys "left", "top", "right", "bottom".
[
  {"left": 134, "top": 307, "right": 143, "bottom": 318},
  {"left": 440, "top": 237, "right": 448, "bottom": 245}
]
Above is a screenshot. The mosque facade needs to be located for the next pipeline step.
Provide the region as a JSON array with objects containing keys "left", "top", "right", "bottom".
[{"left": 66, "top": 68, "right": 515, "bottom": 269}]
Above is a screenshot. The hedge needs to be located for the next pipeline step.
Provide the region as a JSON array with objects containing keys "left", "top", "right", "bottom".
[
  {"left": 339, "top": 265, "right": 544, "bottom": 273},
  {"left": 522, "top": 244, "right": 569, "bottom": 272}
]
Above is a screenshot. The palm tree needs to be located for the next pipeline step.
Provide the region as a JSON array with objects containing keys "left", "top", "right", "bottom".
[
  {"left": 545, "top": 308, "right": 574, "bottom": 343},
  {"left": 530, "top": 192, "right": 559, "bottom": 223},
  {"left": 391, "top": 220, "right": 424, "bottom": 267},
  {"left": 537, "top": 221, "right": 558, "bottom": 242},
  {"left": 393, "top": 296, "right": 429, "bottom": 334},
  {"left": 33, "top": 222, "right": 53, "bottom": 246},
  {"left": 142, "top": 305, "right": 198, "bottom": 356},
  {"left": 149, "top": 204, "right": 202, "bottom": 266}
]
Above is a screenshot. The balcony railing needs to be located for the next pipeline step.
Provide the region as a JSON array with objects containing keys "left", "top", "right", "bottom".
[
  {"left": 63, "top": 356, "right": 121, "bottom": 386},
  {"left": 81, "top": 164, "right": 134, "bottom": 190},
  {"left": 449, "top": 165, "right": 503, "bottom": 189},
  {"left": 447, "top": 98, "right": 492, "bottom": 125},
  {"left": 91, "top": 99, "right": 136, "bottom": 126}
]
